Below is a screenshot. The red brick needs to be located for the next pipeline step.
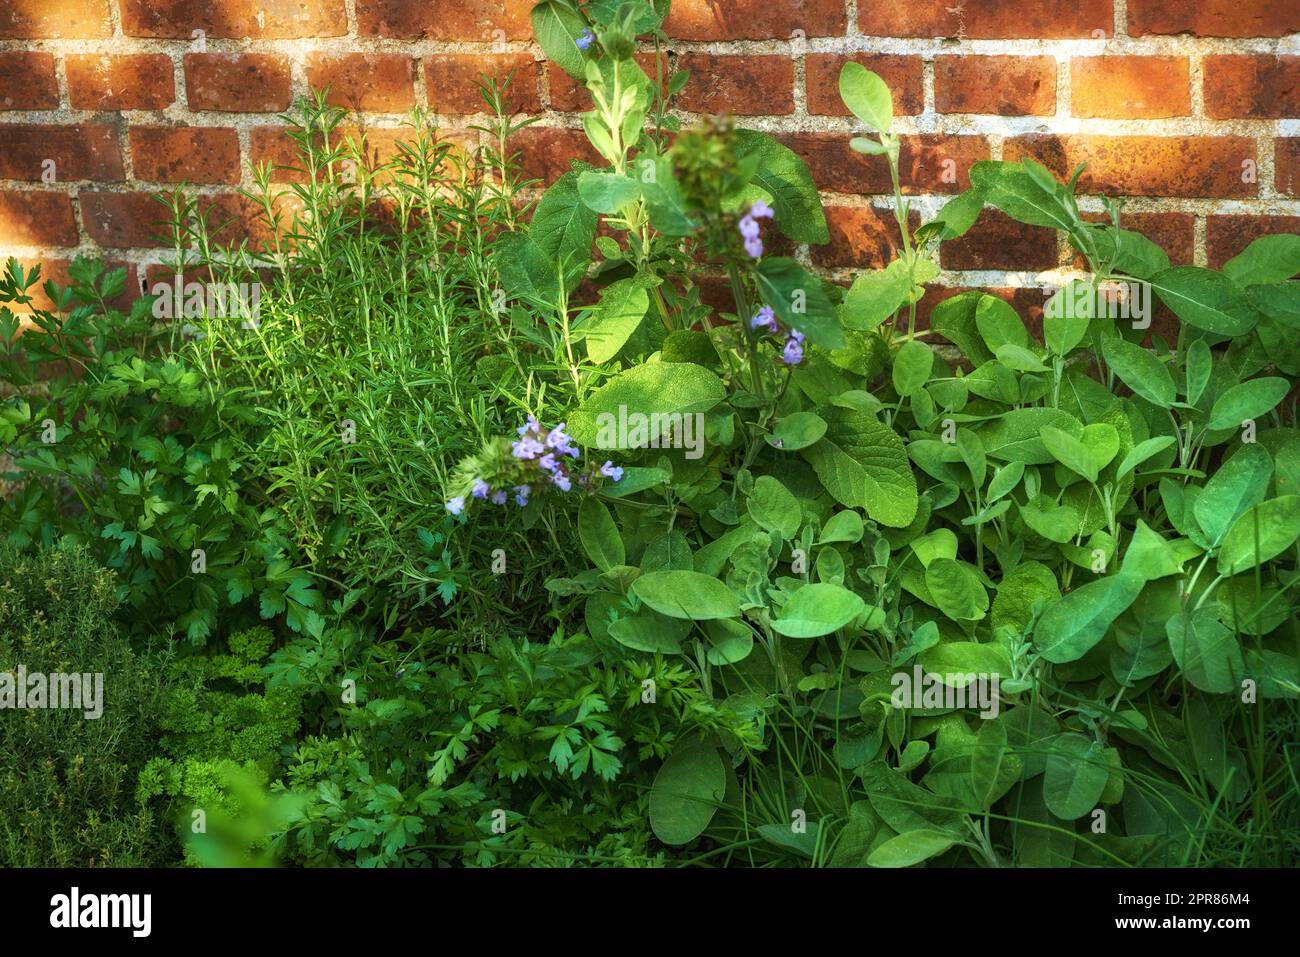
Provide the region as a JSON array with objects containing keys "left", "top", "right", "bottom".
[
  {"left": 1278, "top": 140, "right": 1300, "bottom": 197},
  {"left": 1128, "top": 1, "right": 1300, "bottom": 38},
  {"left": 508, "top": 127, "right": 602, "bottom": 185},
  {"left": 1208, "top": 216, "right": 1300, "bottom": 269},
  {"left": 129, "top": 127, "right": 241, "bottom": 184},
  {"left": 1006, "top": 135, "right": 1257, "bottom": 199},
  {"left": 811, "top": 205, "right": 913, "bottom": 269},
  {"left": 0, "top": 0, "right": 111, "bottom": 38},
  {"left": 120, "top": 0, "right": 344, "bottom": 38},
  {"left": 935, "top": 56, "right": 1056, "bottom": 116},
  {"left": 1118, "top": 213, "right": 1196, "bottom": 267},
  {"left": 426, "top": 54, "right": 540, "bottom": 114},
  {"left": 859, "top": 0, "right": 1112, "bottom": 38},
  {"left": 307, "top": 54, "right": 416, "bottom": 112},
  {"left": 0, "top": 190, "right": 78, "bottom": 246},
  {"left": 80, "top": 191, "right": 171, "bottom": 248},
  {"left": 185, "top": 54, "right": 292, "bottom": 112},
  {"left": 358, "top": 0, "right": 533, "bottom": 40},
  {"left": 0, "top": 124, "right": 123, "bottom": 181},
  {"left": 665, "top": 0, "right": 845, "bottom": 39},
  {"left": 197, "top": 192, "right": 294, "bottom": 252},
  {"left": 66, "top": 54, "right": 175, "bottom": 111},
  {"left": 941, "top": 209, "right": 1059, "bottom": 271},
  {"left": 1071, "top": 57, "right": 1190, "bottom": 118},
  {"left": 1204, "top": 56, "right": 1300, "bottom": 120},
  {"left": 676, "top": 54, "right": 794, "bottom": 115},
  {"left": 0, "top": 51, "right": 57, "bottom": 109},
  {"left": 548, "top": 64, "right": 589, "bottom": 112},
  {"left": 784, "top": 132, "right": 988, "bottom": 195},
  {"left": 806, "top": 54, "right": 923, "bottom": 116}
]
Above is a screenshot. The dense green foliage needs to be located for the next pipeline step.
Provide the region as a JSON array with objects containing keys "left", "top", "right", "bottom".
[
  {"left": 0, "top": 544, "right": 169, "bottom": 866},
  {"left": 1, "top": 0, "right": 1297, "bottom": 868}
]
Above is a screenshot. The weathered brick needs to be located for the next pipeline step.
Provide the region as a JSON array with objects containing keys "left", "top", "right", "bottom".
[
  {"left": 67, "top": 54, "right": 176, "bottom": 111},
  {"left": 185, "top": 54, "right": 292, "bottom": 112},
  {"left": 1208, "top": 215, "right": 1300, "bottom": 268},
  {"left": 130, "top": 127, "right": 241, "bottom": 184},
  {"left": 665, "top": 0, "right": 845, "bottom": 39},
  {"left": 0, "top": 190, "right": 78, "bottom": 246},
  {"left": 307, "top": 54, "right": 416, "bottom": 112},
  {"left": 675, "top": 54, "right": 794, "bottom": 115},
  {"left": 120, "top": 0, "right": 345, "bottom": 38},
  {"left": 941, "top": 209, "right": 1059, "bottom": 271},
  {"left": 0, "top": 124, "right": 123, "bottom": 181},
  {"left": 357, "top": 0, "right": 533, "bottom": 40},
  {"left": 784, "top": 132, "right": 988, "bottom": 195},
  {"left": 508, "top": 127, "right": 602, "bottom": 184},
  {"left": 1071, "top": 57, "right": 1190, "bottom": 118},
  {"left": 806, "top": 54, "right": 923, "bottom": 116},
  {"left": 1128, "top": 1, "right": 1300, "bottom": 37},
  {"left": 1204, "top": 56, "right": 1300, "bottom": 120},
  {"left": 811, "top": 205, "right": 913, "bottom": 269},
  {"left": 0, "top": 52, "right": 57, "bottom": 110},
  {"left": 859, "top": 0, "right": 1112, "bottom": 39},
  {"left": 1118, "top": 213, "right": 1196, "bottom": 266},
  {"left": 1006, "top": 135, "right": 1257, "bottom": 198},
  {"left": 198, "top": 192, "right": 294, "bottom": 252},
  {"left": 80, "top": 191, "right": 170, "bottom": 248},
  {"left": 1278, "top": 139, "right": 1300, "bottom": 198},
  {"left": 0, "top": 0, "right": 111, "bottom": 38},
  {"left": 426, "top": 54, "right": 540, "bottom": 114},
  {"left": 935, "top": 56, "right": 1056, "bottom": 116}
]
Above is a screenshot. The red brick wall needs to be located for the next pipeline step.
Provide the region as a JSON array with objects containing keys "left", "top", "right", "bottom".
[{"left": 1, "top": 0, "right": 1298, "bottom": 301}]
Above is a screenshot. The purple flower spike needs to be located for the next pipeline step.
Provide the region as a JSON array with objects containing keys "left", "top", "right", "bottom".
[
  {"left": 600, "top": 461, "right": 624, "bottom": 482},
  {"left": 471, "top": 478, "right": 490, "bottom": 500},
  {"left": 446, "top": 496, "right": 466, "bottom": 515},
  {"left": 783, "top": 337, "right": 804, "bottom": 366}
]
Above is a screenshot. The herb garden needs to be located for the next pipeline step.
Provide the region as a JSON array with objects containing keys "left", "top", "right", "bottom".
[{"left": 2, "top": 1, "right": 1299, "bottom": 869}]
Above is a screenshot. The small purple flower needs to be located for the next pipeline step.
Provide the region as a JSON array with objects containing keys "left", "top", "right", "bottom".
[
  {"left": 551, "top": 471, "right": 572, "bottom": 492},
  {"left": 744, "top": 236, "right": 764, "bottom": 259},
  {"left": 750, "top": 200, "right": 774, "bottom": 220},
  {"left": 513, "top": 485, "right": 531, "bottom": 506},
  {"left": 600, "top": 460, "right": 624, "bottom": 482},
  {"left": 546, "top": 423, "right": 574, "bottom": 451},
  {"left": 471, "top": 478, "right": 490, "bottom": 500},
  {"left": 751, "top": 306, "right": 778, "bottom": 335},
  {"left": 789, "top": 327, "right": 805, "bottom": 345},
  {"left": 576, "top": 29, "right": 595, "bottom": 51},
  {"left": 782, "top": 336, "right": 804, "bottom": 366},
  {"left": 539, "top": 453, "right": 559, "bottom": 473},
  {"left": 738, "top": 215, "right": 760, "bottom": 240},
  {"left": 517, "top": 415, "right": 540, "bottom": 436},
  {"left": 446, "top": 496, "right": 465, "bottom": 515},
  {"left": 491, "top": 489, "right": 508, "bottom": 505},
  {"left": 512, "top": 435, "right": 544, "bottom": 460}
]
